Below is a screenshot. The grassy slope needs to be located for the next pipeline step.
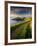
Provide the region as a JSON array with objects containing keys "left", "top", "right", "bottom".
[{"left": 10, "top": 18, "right": 32, "bottom": 39}]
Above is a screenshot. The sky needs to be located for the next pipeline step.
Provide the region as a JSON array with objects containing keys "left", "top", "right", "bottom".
[{"left": 10, "top": 6, "right": 32, "bottom": 18}]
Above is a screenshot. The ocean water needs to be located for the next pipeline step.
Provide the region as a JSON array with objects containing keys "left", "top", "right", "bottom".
[{"left": 10, "top": 19, "right": 24, "bottom": 26}]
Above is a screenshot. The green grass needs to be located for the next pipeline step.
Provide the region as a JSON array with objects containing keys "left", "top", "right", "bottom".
[{"left": 10, "top": 18, "right": 32, "bottom": 39}]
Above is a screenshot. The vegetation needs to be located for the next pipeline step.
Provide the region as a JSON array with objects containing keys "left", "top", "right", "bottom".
[
  {"left": 10, "top": 18, "right": 32, "bottom": 39},
  {"left": 12, "top": 17, "right": 25, "bottom": 21}
]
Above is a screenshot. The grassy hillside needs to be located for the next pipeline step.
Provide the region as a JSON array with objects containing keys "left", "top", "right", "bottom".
[{"left": 10, "top": 18, "right": 32, "bottom": 39}]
